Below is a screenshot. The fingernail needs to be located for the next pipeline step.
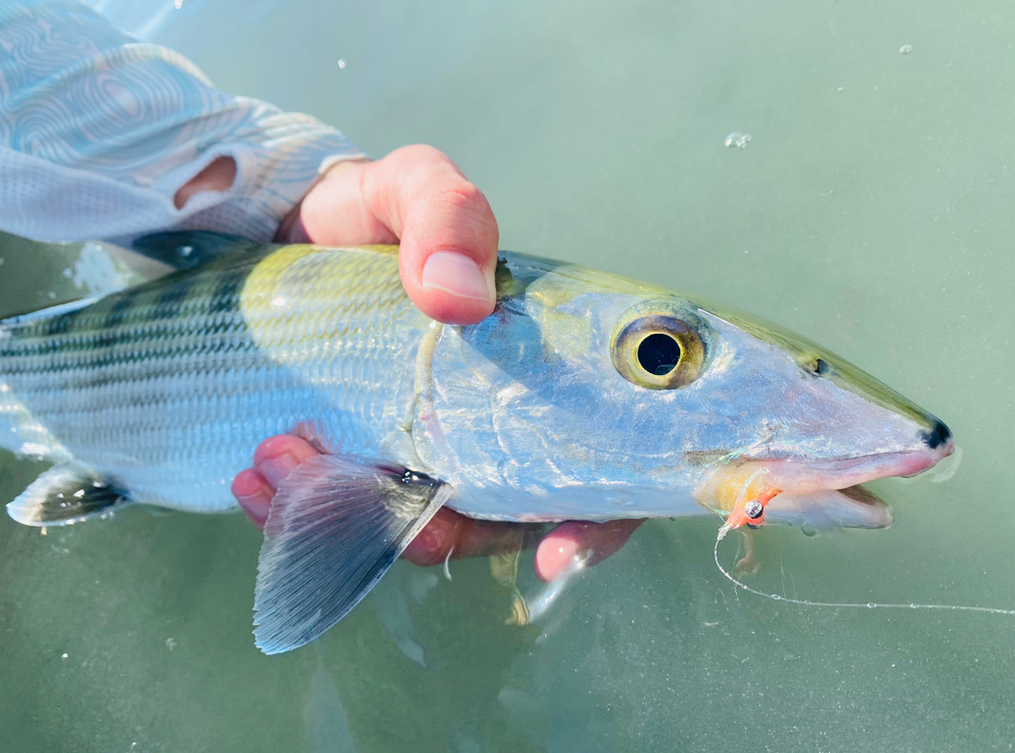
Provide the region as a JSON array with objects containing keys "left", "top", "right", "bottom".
[
  {"left": 421, "top": 251, "right": 494, "bottom": 303},
  {"left": 259, "top": 453, "right": 300, "bottom": 489}
]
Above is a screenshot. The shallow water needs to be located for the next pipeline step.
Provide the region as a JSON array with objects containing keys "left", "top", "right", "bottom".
[{"left": 3, "top": 0, "right": 1015, "bottom": 750}]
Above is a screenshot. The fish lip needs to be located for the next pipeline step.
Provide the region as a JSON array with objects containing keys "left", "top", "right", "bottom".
[
  {"left": 765, "top": 485, "right": 895, "bottom": 530},
  {"left": 742, "top": 438, "right": 955, "bottom": 494}
]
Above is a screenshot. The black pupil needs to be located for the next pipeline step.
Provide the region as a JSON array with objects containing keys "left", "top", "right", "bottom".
[{"left": 638, "top": 333, "right": 682, "bottom": 376}]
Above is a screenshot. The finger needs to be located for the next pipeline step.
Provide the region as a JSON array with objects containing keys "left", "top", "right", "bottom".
[
  {"left": 231, "top": 469, "right": 273, "bottom": 529},
  {"left": 402, "top": 507, "right": 545, "bottom": 567},
  {"left": 401, "top": 507, "right": 465, "bottom": 566},
  {"left": 231, "top": 435, "right": 322, "bottom": 530},
  {"left": 252, "top": 434, "right": 320, "bottom": 488},
  {"left": 300, "top": 145, "right": 499, "bottom": 325},
  {"left": 533, "top": 519, "right": 645, "bottom": 582}
]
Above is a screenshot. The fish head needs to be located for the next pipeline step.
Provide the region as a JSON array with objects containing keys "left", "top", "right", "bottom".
[
  {"left": 419, "top": 253, "right": 952, "bottom": 525},
  {"left": 689, "top": 296, "right": 953, "bottom": 509}
]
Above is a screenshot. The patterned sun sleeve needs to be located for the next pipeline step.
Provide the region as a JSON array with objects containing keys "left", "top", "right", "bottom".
[{"left": 0, "top": 0, "right": 366, "bottom": 247}]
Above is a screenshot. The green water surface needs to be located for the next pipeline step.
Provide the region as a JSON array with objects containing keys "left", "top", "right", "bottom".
[{"left": 2, "top": 1, "right": 1014, "bottom": 750}]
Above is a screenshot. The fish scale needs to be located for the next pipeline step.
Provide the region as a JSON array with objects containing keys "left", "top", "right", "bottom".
[{"left": 0, "top": 244, "right": 431, "bottom": 511}]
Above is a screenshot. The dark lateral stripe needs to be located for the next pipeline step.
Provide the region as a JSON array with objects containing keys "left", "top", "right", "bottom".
[
  {"left": 208, "top": 267, "right": 247, "bottom": 315},
  {"left": 1, "top": 252, "right": 264, "bottom": 368},
  {"left": 42, "top": 307, "right": 80, "bottom": 337},
  {"left": 153, "top": 270, "right": 202, "bottom": 321},
  {"left": 9, "top": 343, "right": 265, "bottom": 392},
  {"left": 102, "top": 286, "right": 146, "bottom": 331},
  {"left": 5, "top": 319, "right": 250, "bottom": 373}
]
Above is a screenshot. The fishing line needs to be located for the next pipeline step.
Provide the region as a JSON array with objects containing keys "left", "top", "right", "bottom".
[
  {"left": 442, "top": 546, "right": 454, "bottom": 582},
  {"left": 713, "top": 535, "right": 1015, "bottom": 617}
]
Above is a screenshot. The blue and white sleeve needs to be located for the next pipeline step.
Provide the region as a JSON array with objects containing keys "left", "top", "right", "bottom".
[{"left": 0, "top": 0, "right": 366, "bottom": 247}]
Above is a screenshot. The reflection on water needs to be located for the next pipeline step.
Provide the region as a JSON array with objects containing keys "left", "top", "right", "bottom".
[{"left": 5, "top": 0, "right": 1015, "bottom": 751}]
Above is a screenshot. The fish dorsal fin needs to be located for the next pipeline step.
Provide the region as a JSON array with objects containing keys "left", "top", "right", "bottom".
[
  {"left": 132, "top": 231, "right": 261, "bottom": 269},
  {"left": 253, "top": 455, "right": 451, "bottom": 655},
  {"left": 6, "top": 465, "right": 130, "bottom": 526}
]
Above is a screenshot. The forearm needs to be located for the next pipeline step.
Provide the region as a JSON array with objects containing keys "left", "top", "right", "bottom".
[{"left": 0, "top": 0, "right": 365, "bottom": 246}]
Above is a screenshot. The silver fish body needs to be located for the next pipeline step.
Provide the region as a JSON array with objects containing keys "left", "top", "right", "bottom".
[{"left": 0, "top": 236, "right": 954, "bottom": 652}]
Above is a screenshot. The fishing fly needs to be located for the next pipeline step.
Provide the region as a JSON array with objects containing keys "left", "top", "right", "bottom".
[{"left": 709, "top": 449, "right": 1015, "bottom": 619}]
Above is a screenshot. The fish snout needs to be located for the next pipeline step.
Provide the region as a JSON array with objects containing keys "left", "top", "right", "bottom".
[
  {"left": 920, "top": 418, "right": 953, "bottom": 453},
  {"left": 896, "top": 416, "right": 954, "bottom": 478}
]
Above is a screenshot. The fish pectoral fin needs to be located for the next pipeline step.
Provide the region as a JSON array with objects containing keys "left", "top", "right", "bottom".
[
  {"left": 253, "top": 454, "right": 451, "bottom": 655},
  {"left": 6, "top": 464, "right": 130, "bottom": 526}
]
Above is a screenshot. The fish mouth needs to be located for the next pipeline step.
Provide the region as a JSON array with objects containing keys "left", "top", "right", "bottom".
[
  {"left": 756, "top": 436, "right": 956, "bottom": 496},
  {"left": 698, "top": 437, "right": 955, "bottom": 531},
  {"left": 764, "top": 485, "right": 894, "bottom": 531}
]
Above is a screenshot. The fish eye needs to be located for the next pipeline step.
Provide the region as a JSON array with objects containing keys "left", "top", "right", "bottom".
[
  {"left": 611, "top": 310, "right": 706, "bottom": 390},
  {"left": 638, "top": 333, "right": 682, "bottom": 375}
]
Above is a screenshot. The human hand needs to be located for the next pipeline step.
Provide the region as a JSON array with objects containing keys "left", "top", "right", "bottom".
[
  {"left": 274, "top": 144, "right": 498, "bottom": 324},
  {"left": 231, "top": 145, "right": 644, "bottom": 581},
  {"left": 232, "top": 436, "right": 644, "bottom": 581}
]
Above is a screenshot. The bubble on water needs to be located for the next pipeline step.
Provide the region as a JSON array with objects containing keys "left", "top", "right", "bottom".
[
  {"left": 900, "top": 44, "right": 913, "bottom": 54},
  {"left": 337, "top": 59, "right": 346, "bottom": 69},
  {"left": 867, "top": 602, "right": 877, "bottom": 609},
  {"left": 61, "top": 653, "right": 68, "bottom": 659},
  {"left": 166, "top": 638, "right": 176, "bottom": 651},
  {"left": 724, "top": 132, "right": 752, "bottom": 149},
  {"left": 174, "top": 0, "right": 182, "bottom": 8}
]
